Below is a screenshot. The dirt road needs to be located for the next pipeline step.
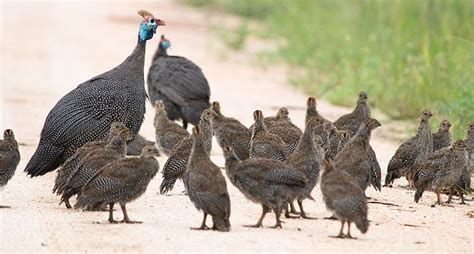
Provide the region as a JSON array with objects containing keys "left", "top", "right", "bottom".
[{"left": 1, "top": 1, "right": 472, "bottom": 252}]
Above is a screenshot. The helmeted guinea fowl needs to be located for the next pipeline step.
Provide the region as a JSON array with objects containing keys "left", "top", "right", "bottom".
[
  {"left": 385, "top": 110, "right": 433, "bottom": 187},
  {"left": 75, "top": 145, "right": 160, "bottom": 223},
  {"left": 320, "top": 158, "right": 369, "bottom": 239},
  {"left": 147, "top": 34, "right": 210, "bottom": 130},
  {"left": 334, "top": 92, "right": 371, "bottom": 136},
  {"left": 267, "top": 108, "right": 303, "bottom": 154},
  {"left": 249, "top": 110, "right": 288, "bottom": 161},
  {"left": 25, "top": 10, "right": 165, "bottom": 177},
  {"left": 159, "top": 109, "right": 215, "bottom": 194},
  {"left": 209, "top": 101, "right": 251, "bottom": 160},
  {"left": 432, "top": 120, "right": 452, "bottom": 152},
  {"left": 0, "top": 129, "right": 20, "bottom": 208},
  {"left": 305, "top": 97, "right": 331, "bottom": 144},
  {"left": 60, "top": 132, "right": 132, "bottom": 209},
  {"left": 223, "top": 146, "right": 306, "bottom": 228},
  {"left": 285, "top": 119, "right": 325, "bottom": 219},
  {"left": 153, "top": 100, "right": 190, "bottom": 156},
  {"left": 184, "top": 127, "right": 231, "bottom": 231},
  {"left": 334, "top": 119, "right": 382, "bottom": 193},
  {"left": 413, "top": 140, "right": 468, "bottom": 206},
  {"left": 127, "top": 134, "right": 155, "bottom": 156},
  {"left": 53, "top": 122, "right": 132, "bottom": 208}
]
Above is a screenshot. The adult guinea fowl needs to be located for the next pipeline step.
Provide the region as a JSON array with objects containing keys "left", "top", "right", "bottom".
[
  {"left": 25, "top": 10, "right": 165, "bottom": 177},
  {"left": 147, "top": 34, "right": 210, "bottom": 130}
]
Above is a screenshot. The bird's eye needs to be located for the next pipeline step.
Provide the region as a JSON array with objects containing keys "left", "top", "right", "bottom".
[{"left": 149, "top": 18, "right": 155, "bottom": 23}]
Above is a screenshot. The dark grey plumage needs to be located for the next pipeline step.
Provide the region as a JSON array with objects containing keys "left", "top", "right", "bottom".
[
  {"left": 248, "top": 107, "right": 291, "bottom": 131},
  {"left": 385, "top": 110, "right": 433, "bottom": 187},
  {"left": 334, "top": 119, "right": 382, "bottom": 193},
  {"left": 153, "top": 100, "right": 190, "bottom": 156},
  {"left": 0, "top": 129, "right": 20, "bottom": 208},
  {"left": 209, "top": 101, "right": 251, "bottom": 160},
  {"left": 75, "top": 145, "right": 160, "bottom": 223},
  {"left": 223, "top": 147, "right": 306, "bottom": 228},
  {"left": 53, "top": 122, "right": 131, "bottom": 208},
  {"left": 334, "top": 92, "right": 371, "bottom": 136},
  {"left": 321, "top": 159, "right": 369, "bottom": 238},
  {"left": 147, "top": 35, "right": 210, "bottom": 130},
  {"left": 432, "top": 120, "right": 452, "bottom": 152},
  {"left": 286, "top": 119, "right": 325, "bottom": 219},
  {"left": 267, "top": 108, "right": 303, "bottom": 154},
  {"left": 250, "top": 110, "right": 288, "bottom": 161},
  {"left": 159, "top": 109, "right": 215, "bottom": 194},
  {"left": 60, "top": 133, "right": 131, "bottom": 209},
  {"left": 305, "top": 97, "right": 331, "bottom": 144},
  {"left": 184, "top": 127, "right": 231, "bottom": 231},
  {"left": 413, "top": 140, "right": 468, "bottom": 205},
  {"left": 127, "top": 134, "right": 155, "bottom": 156},
  {"left": 25, "top": 11, "right": 165, "bottom": 177}
]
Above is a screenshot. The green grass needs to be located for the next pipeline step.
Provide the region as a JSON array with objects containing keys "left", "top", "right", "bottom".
[{"left": 186, "top": 0, "right": 474, "bottom": 138}]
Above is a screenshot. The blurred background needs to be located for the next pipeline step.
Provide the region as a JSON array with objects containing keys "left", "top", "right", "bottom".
[{"left": 186, "top": 0, "right": 474, "bottom": 137}]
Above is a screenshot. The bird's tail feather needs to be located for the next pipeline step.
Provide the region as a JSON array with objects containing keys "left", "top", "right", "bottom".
[
  {"left": 159, "top": 177, "right": 177, "bottom": 194},
  {"left": 414, "top": 189, "right": 424, "bottom": 203},
  {"left": 25, "top": 143, "right": 64, "bottom": 177}
]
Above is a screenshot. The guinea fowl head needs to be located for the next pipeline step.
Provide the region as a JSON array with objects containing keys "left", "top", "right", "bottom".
[
  {"left": 358, "top": 91, "right": 368, "bottom": 103},
  {"left": 307, "top": 97, "right": 316, "bottom": 109},
  {"left": 420, "top": 109, "right": 433, "bottom": 122},
  {"left": 276, "top": 107, "right": 289, "bottom": 119},
  {"left": 137, "top": 10, "right": 165, "bottom": 42},
  {"left": 467, "top": 122, "right": 474, "bottom": 132},
  {"left": 452, "top": 140, "right": 467, "bottom": 151},
  {"left": 323, "top": 121, "right": 336, "bottom": 133},
  {"left": 366, "top": 118, "right": 382, "bottom": 130},
  {"left": 253, "top": 110, "right": 264, "bottom": 122},
  {"left": 439, "top": 120, "right": 451, "bottom": 132},
  {"left": 337, "top": 130, "right": 352, "bottom": 141},
  {"left": 3, "top": 129, "right": 15, "bottom": 139},
  {"left": 201, "top": 108, "right": 218, "bottom": 122},
  {"left": 159, "top": 34, "right": 171, "bottom": 50},
  {"left": 141, "top": 144, "right": 160, "bottom": 157},
  {"left": 211, "top": 101, "right": 222, "bottom": 115}
]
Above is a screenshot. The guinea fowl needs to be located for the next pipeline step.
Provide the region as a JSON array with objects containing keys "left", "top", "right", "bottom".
[
  {"left": 154, "top": 100, "right": 190, "bottom": 157},
  {"left": 385, "top": 110, "right": 433, "bottom": 187},
  {"left": 286, "top": 119, "right": 324, "bottom": 219},
  {"left": 147, "top": 34, "right": 210, "bottom": 130},
  {"left": 305, "top": 97, "right": 331, "bottom": 143},
  {"left": 209, "top": 101, "right": 251, "bottom": 160},
  {"left": 248, "top": 107, "right": 292, "bottom": 131},
  {"left": 25, "top": 10, "right": 165, "bottom": 177},
  {"left": 336, "top": 130, "right": 352, "bottom": 154},
  {"left": 223, "top": 146, "right": 307, "bottom": 228},
  {"left": 334, "top": 92, "right": 371, "bottom": 136},
  {"left": 53, "top": 122, "right": 131, "bottom": 208},
  {"left": 323, "top": 121, "right": 340, "bottom": 160},
  {"left": 159, "top": 109, "right": 215, "bottom": 194},
  {"left": 0, "top": 129, "right": 20, "bottom": 208},
  {"left": 75, "top": 145, "right": 160, "bottom": 223},
  {"left": 249, "top": 110, "right": 288, "bottom": 161},
  {"left": 320, "top": 158, "right": 369, "bottom": 239},
  {"left": 413, "top": 140, "right": 468, "bottom": 206},
  {"left": 334, "top": 119, "right": 382, "bottom": 193},
  {"left": 432, "top": 120, "right": 452, "bottom": 152},
  {"left": 267, "top": 108, "right": 303, "bottom": 154},
  {"left": 183, "top": 127, "right": 231, "bottom": 231},
  {"left": 127, "top": 134, "right": 155, "bottom": 156},
  {"left": 59, "top": 132, "right": 132, "bottom": 209}
]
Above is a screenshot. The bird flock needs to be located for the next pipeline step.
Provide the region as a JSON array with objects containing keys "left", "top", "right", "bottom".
[{"left": 0, "top": 9, "right": 473, "bottom": 240}]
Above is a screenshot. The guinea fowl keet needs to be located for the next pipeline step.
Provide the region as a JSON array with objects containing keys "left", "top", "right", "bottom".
[
  {"left": 267, "top": 107, "right": 303, "bottom": 154},
  {"left": 153, "top": 100, "right": 190, "bottom": 157},
  {"left": 334, "top": 92, "right": 371, "bottom": 136},
  {"left": 223, "top": 146, "right": 306, "bottom": 228},
  {"left": 183, "top": 127, "right": 231, "bottom": 231},
  {"left": 321, "top": 159, "right": 369, "bottom": 239},
  {"left": 147, "top": 34, "right": 210, "bottom": 129},
  {"left": 159, "top": 109, "right": 215, "bottom": 194},
  {"left": 249, "top": 110, "right": 288, "bottom": 161},
  {"left": 0, "top": 129, "right": 21, "bottom": 208},
  {"left": 25, "top": 10, "right": 165, "bottom": 177},
  {"left": 75, "top": 145, "right": 160, "bottom": 223},
  {"left": 432, "top": 120, "right": 452, "bottom": 152}
]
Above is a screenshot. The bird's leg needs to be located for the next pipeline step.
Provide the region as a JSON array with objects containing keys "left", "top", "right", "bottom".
[
  {"left": 460, "top": 194, "right": 467, "bottom": 205},
  {"left": 108, "top": 203, "right": 118, "bottom": 224},
  {"left": 0, "top": 205, "right": 11, "bottom": 209},
  {"left": 244, "top": 206, "right": 269, "bottom": 228},
  {"left": 298, "top": 200, "right": 317, "bottom": 220},
  {"left": 120, "top": 203, "right": 142, "bottom": 224},
  {"left": 271, "top": 207, "right": 283, "bottom": 229},
  {"left": 285, "top": 203, "right": 299, "bottom": 219},
  {"left": 332, "top": 220, "right": 345, "bottom": 238},
  {"left": 290, "top": 202, "right": 300, "bottom": 215},
  {"left": 191, "top": 213, "right": 209, "bottom": 230},
  {"left": 65, "top": 199, "right": 72, "bottom": 209},
  {"left": 446, "top": 189, "right": 453, "bottom": 204},
  {"left": 346, "top": 221, "right": 357, "bottom": 239},
  {"left": 324, "top": 214, "right": 338, "bottom": 220}
]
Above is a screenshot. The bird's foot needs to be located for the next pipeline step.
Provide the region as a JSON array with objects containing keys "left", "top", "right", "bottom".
[
  {"left": 330, "top": 234, "right": 346, "bottom": 239},
  {"left": 270, "top": 223, "right": 283, "bottom": 229},
  {"left": 243, "top": 223, "right": 263, "bottom": 228},
  {"left": 284, "top": 212, "right": 300, "bottom": 219},
  {"left": 324, "top": 215, "right": 337, "bottom": 220},
  {"left": 121, "top": 219, "right": 142, "bottom": 224},
  {"left": 108, "top": 219, "right": 119, "bottom": 224},
  {"left": 191, "top": 225, "right": 210, "bottom": 230},
  {"left": 0, "top": 205, "right": 11, "bottom": 209},
  {"left": 346, "top": 233, "right": 357, "bottom": 239},
  {"left": 300, "top": 213, "right": 317, "bottom": 220}
]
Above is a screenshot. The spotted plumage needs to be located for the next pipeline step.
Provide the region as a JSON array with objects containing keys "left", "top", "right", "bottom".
[
  {"left": 432, "top": 120, "right": 452, "bottom": 152},
  {"left": 250, "top": 110, "right": 288, "bottom": 161},
  {"left": 0, "top": 129, "right": 20, "bottom": 205}
]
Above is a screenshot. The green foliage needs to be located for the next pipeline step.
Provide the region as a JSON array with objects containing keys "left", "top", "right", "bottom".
[{"left": 186, "top": 0, "right": 474, "bottom": 137}]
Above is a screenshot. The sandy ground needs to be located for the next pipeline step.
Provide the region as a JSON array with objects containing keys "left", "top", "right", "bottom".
[{"left": 1, "top": 1, "right": 473, "bottom": 253}]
